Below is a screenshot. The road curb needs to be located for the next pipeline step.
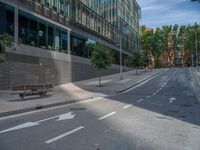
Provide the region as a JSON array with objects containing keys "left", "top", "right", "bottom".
[
  {"left": 117, "top": 69, "right": 167, "bottom": 94},
  {"left": 191, "top": 69, "right": 200, "bottom": 89},
  {"left": 0, "top": 97, "right": 92, "bottom": 118},
  {"left": 0, "top": 69, "right": 166, "bottom": 118}
]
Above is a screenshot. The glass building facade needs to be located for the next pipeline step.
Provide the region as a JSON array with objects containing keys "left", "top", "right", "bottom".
[
  {"left": 0, "top": 0, "right": 141, "bottom": 66},
  {"left": 18, "top": 10, "right": 69, "bottom": 52},
  {"left": 69, "top": 0, "right": 141, "bottom": 53}
]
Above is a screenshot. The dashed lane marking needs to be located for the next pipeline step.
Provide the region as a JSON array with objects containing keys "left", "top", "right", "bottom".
[
  {"left": 146, "top": 96, "right": 151, "bottom": 99},
  {"left": 98, "top": 112, "right": 116, "bottom": 120},
  {"left": 45, "top": 126, "right": 84, "bottom": 144},
  {"left": 137, "top": 99, "right": 144, "bottom": 103},
  {"left": 123, "top": 104, "right": 132, "bottom": 109}
]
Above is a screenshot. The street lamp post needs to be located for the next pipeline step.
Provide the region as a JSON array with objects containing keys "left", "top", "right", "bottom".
[
  {"left": 117, "top": 13, "right": 123, "bottom": 80},
  {"left": 117, "top": 20, "right": 128, "bottom": 80},
  {"left": 195, "top": 31, "right": 198, "bottom": 71},
  {"left": 119, "top": 34, "right": 123, "bottom": 80}
]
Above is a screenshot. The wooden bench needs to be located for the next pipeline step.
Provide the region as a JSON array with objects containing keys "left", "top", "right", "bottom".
[{"left": 11, "top": 84, "right": 53, "bottom": 100}]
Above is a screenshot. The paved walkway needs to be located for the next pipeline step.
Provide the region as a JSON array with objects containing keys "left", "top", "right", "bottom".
[
  {"left": 0, "top": 68, "right": 166, "bottom": 117},
  {"left": 193, "top": 67, "right": 200, "bottom": 85}
]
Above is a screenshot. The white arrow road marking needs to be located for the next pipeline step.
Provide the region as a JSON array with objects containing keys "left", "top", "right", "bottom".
[
  {"left": 45, "top": 126, "right": 84, "bottom": 144},
  {"left": 0, "top": 112, "right": 76, "bottom": 134},
  {"left": 37, "top": 115, "right": 59, "bottom": 123},
  {"left": 169, "top": 97, "right": 176, "bottom": 103},
  {"left": 0, "top": 122, "right": 39, "bottom": 134},
  {"left": 123, "top": 104, "right": 132, "bottom": 109},
  {"left": 57, "top": 112, "right": 75, "bottom": 121},
  {"left": 98, "top": 112, "right": 116, "bottom": 120}
]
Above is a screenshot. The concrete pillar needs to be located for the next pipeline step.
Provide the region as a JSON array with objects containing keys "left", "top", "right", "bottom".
[
  {"left": 68, "top": 30, "right": 71, "bottom": 54},
  {"left": 14, "top": 5, "right": 18, "bottom": 45}
]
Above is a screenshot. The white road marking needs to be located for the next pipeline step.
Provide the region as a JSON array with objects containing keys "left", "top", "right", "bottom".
[
  {"left": 57, "top": 112, "right": 75, "bottom": 121},
  {"left": 120, "top": 69, "right": 169, "bottom": 94},
  {"left": 169, "top": 97, "right": 176, "bottom": 103},
  {"left": 137, "top": 99, "right": 144, "bottom": 102},
  {"left": 37, "top": 115, "right": 59, "bottom": 123},
  {"left": 152, "top": 93, "right": 156, "bottom": 96},
  {"left": 0, "top": 122, "right": 39, "bottom": 134},
  {"left": 0, "top": 112, "right": 76, "bottom": 133},
  {"left": 123, "top": 104, "right": 132, "bottom": 109},
  {"left": 0, "top": 97, "right": 103, "bottom": 121},
  {"left": 146, "top": 96, "right": 151, "bottom": 99},
  {"left": 45, "top": 126, "right": 84, "bottom": 144},
  {"left": 156, "top": 90, "right": 160, "bottom": 93},
  {"left": 98, "top": 112, "right": 116, "bottom": 120}
]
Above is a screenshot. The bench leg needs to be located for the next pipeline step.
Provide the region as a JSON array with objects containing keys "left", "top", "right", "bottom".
[
  {"left": 19, "top": 94, "right": 24, "bottom": 100},
  {"left": 40, "top": 91, "right": 47, "bottom": 97}
]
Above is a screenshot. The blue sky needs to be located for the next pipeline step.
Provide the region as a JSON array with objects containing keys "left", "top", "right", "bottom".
[{"left": 137, "top": 0, "right": 200, "bottom": 28}]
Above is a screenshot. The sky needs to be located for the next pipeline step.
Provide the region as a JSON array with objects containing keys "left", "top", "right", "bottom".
[{"left": 137, "top": 0, "right": 200, "bottom": 28}]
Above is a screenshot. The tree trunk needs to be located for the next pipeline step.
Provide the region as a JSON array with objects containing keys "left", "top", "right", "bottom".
[{"left": 98, "top": 70, "right": 101, "bottom": 87}]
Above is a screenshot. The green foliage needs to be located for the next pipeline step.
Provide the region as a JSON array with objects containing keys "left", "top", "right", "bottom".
[
  {"left": 142, "top": 50, "right": 150, "bottom": 67},
  {"left": 141, "top": 23, "right": 200, "bottom": 67},
  {"left": 128, "top": 51, "right": 143, "bottom": 68},
  {"left": 90, "top": 43, "right": 113, "bottom": 70},
  {"left": 90, "top": 43, "right": 113, "bottom": 86},
  {"left": 0, "top": 33, "right": 13, "bottom": 53},
  {"left": 0, "top": 33, "right": 13, "bottom": 63}
]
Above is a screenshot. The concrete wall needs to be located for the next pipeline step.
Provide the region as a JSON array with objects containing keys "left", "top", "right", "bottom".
[{"left": 0, "top": 45, "right": 130, "bottom": 90}]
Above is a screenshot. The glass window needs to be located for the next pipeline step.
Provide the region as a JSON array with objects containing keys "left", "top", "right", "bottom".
[
  {"left": 38, "top": 20, "right": 46, "bottom": 49},
  {"left": 6, "top": 6, "right": 14, "bottom": 36},
  {"left": 0, "top": 2, "right": 14, "bottom": 36},
  {"left": 61, "top": 31, "right": 68, "bottom": 53},
  {"left": 44, "top": 0, "right": 50, "bottom": 6},
  {"left": 47, "top": 25, "right": 54, "bottom": 50},
  {"left": 52, "top": 0, "right": 57, "bottom": 11},
  {"left": 71, "top": 33, "right": 88, "bottom": 58},
  {"left": 19, "top": 12, "right": 29, "bottom": 44},
  {"left": 29, "top": 16, "right": 38, "bottom": 47},
  {"left": 54, "top": 28, "right": 61, "bottom": 51}
]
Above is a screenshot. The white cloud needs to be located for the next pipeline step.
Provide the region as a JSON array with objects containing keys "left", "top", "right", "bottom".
[{"left": 137, "top": 0, "right": 200, "bottom": 28}]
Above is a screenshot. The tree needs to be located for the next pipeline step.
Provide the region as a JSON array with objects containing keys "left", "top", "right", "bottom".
[
  {"left": 151, "top": 28, "right": 163, "bottom": 68},
  {"left": 0, "top": 33, "right": 13, "bottom": 63},
  {"left": 142, "top": 50, "right": 150, "bottom": 71},
  {"left": 141, "top": 26, "right": 154, "bottom": 70},
  {"left": 90, "top": 43, "right": 113, "bottom": 87},
  {"left": 141, "top": 23, "right": 200, "bottom": 67},
  {"left": 128, "top": 51, "right": 143, "bottom": 75}
]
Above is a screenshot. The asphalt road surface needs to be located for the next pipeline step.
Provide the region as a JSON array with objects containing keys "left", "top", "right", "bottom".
[{"left": 0, "top": 68, "right": 200, "bottom": 150}]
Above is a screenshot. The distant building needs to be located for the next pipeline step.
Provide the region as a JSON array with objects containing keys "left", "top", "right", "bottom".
[
  {"left": 145, "top": 28, "right": 153, "bottom": 32},
  {"left": 174, "top": 45, "right": 184, "bottom": 67}
]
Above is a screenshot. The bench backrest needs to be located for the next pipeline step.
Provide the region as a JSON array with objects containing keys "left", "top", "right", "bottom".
[{"left": 11, "top": 84, "right": 53, "bottom": 91}]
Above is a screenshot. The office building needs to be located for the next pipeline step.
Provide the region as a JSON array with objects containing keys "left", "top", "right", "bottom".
[{"left": 0, "top": 0, "right": 141, "bottom": 89}]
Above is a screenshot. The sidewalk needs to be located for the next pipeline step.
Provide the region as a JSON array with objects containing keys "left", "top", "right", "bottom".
[
  {"left": 190, "top": 67, "right": 200, "bottom": 101},
  {"left": 0, "top": 68, "right": 166, "bottom": 117},
  {"left": 191, "top": 67, "right": 200, "bottom": 88}
]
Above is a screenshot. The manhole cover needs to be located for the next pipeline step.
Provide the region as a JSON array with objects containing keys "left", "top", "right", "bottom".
[{"left": 70, "top": 107, "right": 86, "bottom": 112}]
